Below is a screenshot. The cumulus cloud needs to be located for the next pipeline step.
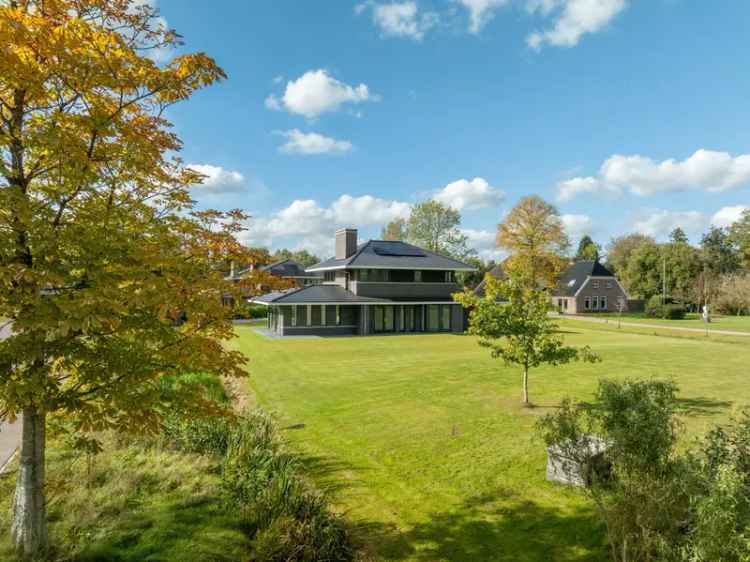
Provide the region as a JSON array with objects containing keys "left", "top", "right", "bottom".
[
  {"left": 186, "top": 164, "right": 245, "bottom": 194},
  {"left": 240, "top": 195, "right": 411, "bottom": 254},
  {"left": 461, "top": 228, "right": 506, "bottom": 261},
  {"left": 456, "top": 0, "right": 510, "bottom": 33},
  {"left": 433, "top": 177, "right": 505, "bottom": 211},
  {"left": 712, "top": 205, "right": 749, "bottom": 229},
  {"left": 278, "top": 130, "right": 353, "bottom": 155},
  {"left": 357, "top": 1, "right": 439, "bottom": 40},
  {"left": 558, "top": 149, "right": 750, "bottom": 202},
  {"left": 633, "top": 210, "right": 707, "bottom": 240},
  {"left": 265, "top": 69, "right": 379, "bottom": 119},
  {"left": 561, "top": 213, "right": 593, "bottom": 240},
  {"left": 526, "top": 0, "right": 628, "bottom": 50}
]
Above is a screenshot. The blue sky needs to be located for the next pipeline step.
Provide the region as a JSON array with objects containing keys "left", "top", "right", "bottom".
[{"left": 156, "top": 0, "right": 750, "bottom": 260}]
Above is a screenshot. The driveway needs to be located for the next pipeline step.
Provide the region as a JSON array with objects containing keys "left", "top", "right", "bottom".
[{"left": 0, "top": 320, "right": 19, "bottom": 474}]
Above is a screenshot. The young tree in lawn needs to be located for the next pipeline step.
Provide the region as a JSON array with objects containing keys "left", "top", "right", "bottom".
[
  {"left": 496, "top": 196, "right": 569, "bottom": 288},
  {"left": 406, "top": 200, "right": 474, "bottom": 259},
  {"left": 381, "top": 217, "right": 406, "bottom": 241},
  {"left": 0, "top": 1, "right": 281, "bottom": 555},
  {"left": 575, "top": 235, "right": 600, "bottom": 261},
  {"left": 454, "top": 274, "right": 599, "bottom": 406}
]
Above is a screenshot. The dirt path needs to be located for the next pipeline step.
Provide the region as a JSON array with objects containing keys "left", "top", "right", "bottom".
[{"left": 562, "top": 314, "right": 750, "bottom": 337}]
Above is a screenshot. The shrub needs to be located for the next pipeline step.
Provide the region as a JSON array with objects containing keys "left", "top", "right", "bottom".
[
  {"left": 661, "top": 304, "right": 686, "bottom": 320},
  {"left": 645, "top": 295, "right": 663, "bottom": 318},
  {"left": 222, "top": 411, "right": 354, "bottom": 562},
  {"left": 234, "top": 302, "right": 269, "bottom": 319}
]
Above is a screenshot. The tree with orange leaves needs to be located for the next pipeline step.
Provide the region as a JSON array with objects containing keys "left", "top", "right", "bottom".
[{"left": 0, "top": 1, "right": 280, "bottom": 555}]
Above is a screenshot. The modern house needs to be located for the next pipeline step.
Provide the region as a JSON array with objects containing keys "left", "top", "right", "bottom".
[
  {"left": 551, "top": 260, "right": 629, "bottom": 314},
  {"left": 255, "top": 228, "right": 476, "bottom": 336}
]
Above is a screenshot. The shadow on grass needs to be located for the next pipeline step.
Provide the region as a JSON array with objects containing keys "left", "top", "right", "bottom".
[
  {"left": 355, "top": 489, "right": 606, "bottom": 562},
  {"left": 676, "top": 396, "right": 733, "bottom": 417}
]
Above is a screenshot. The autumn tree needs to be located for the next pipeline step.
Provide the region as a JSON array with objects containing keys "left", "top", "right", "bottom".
[
  {"left": 496, "top": 196, "right": 569, "bottom": 288},
  {"left": 0, "top": 1, "right": 280, "bottom": 556},
  {"left": 406, "top": 200, "right": 474, "bottom": 259},
  {"left": 381, "top": 217, "right": 406, "bottom": 241},
  {"left": 455, "top": 275, "right": 598, "bottom": 406},
  {"left": 575, "top": 235, "right": 600, "bottom": 261}
]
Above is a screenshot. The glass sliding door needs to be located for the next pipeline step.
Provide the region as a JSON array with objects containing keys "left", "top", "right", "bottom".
[
  {"left": 384, "top": 306, "right": 394, "bottom": 332},
  {"left": 374, "top": 306, "right": 384, "bottom": 332},
  {"left": 404, "top": 306, "right": 415, "bottom": 332}
]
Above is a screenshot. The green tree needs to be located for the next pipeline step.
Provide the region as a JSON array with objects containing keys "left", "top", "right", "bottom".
[
  {"left": 272, "top": 249, "right": 321, "bottom": 268},
  {"left": 669, "top": 227, "right": 689, "bottom": 244},
  {"left": 623, "top": 240, "right": 663, "bottom": 300},
  {"left": 381, "top": 217, "right": 406, "bottom": 241},
  {"left": 728, "top": 209, "right": 750, "bottom": 271},
  {"left": 406, "top": 200, "right": 474, "bottom": 259},
  {"left": 454, "top": 275, "right": 598, "bottom": 405},
  {"left": 575, "top": 235, "right": 600, "bottom": 261},
  {"left": 701, "top": 226, "right": 740, "bottom": 276},
  {"left": 0, "top": 1, "right": 253, "bottom": 555},
  {"left": 496, "top": 196, "right": 569, "bottom": 288},
  {"left": 605, "top": 233, "right": 655, "bottom": 279},
  {"left": 663, "top": 238, "right": 701, "bottom": 306}
]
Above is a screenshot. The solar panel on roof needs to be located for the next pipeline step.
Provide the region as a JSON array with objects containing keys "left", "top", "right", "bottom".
[{"left": 371, "top": 242, "right": 426, "bottom": 257}]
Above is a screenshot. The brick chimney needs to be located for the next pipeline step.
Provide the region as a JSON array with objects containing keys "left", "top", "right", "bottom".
[{"left": 335, "top": 228, "right": 358, "bottom": 259}]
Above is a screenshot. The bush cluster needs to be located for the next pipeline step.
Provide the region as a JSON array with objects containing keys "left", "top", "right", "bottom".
[
  {"left": 538, "top": 379, "right": 750, "bottom": 562},
  {"left": 234, "top": 302, "right": 269, "bottom": 320},
  {"left": 645, "top": 296, "right": 686, "bottom": 320},
  {"left": 161, "top": 378, "right": 353, "bottom": 562}
]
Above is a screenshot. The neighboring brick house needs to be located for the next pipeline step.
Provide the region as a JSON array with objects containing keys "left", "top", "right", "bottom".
[
  {"left": 255, "top": 228, "right": 476, "bottom": 336},
  {"left": 551, "top": 261, "right": 629, "bottom": 314}
]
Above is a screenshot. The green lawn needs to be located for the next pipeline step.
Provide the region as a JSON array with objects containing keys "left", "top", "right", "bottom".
[
  {"left": 230, "top": 324, "right": 750, "bottom": 562},
  {"left": 581, "top": 311, "right": 750, "bottom": 333}
]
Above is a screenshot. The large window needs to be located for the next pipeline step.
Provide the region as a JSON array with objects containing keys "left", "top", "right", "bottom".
[
  {"left": 356, "top": 269, "right": 454, "bottom": 283},
  {"left": 427, "top": 305, "right": 440, "bottom": 331},
  {"left": 404, "top": 306, "right": 415, "bottom": 332},
  {"left": 373, "top": 306, "right": 395, "bottom": 332},
  {"left": 441, "top": 306, "right": 451, "bottom": 331},
  {"left": 390, "top": 269, "right": 415, "bottom": 282}
]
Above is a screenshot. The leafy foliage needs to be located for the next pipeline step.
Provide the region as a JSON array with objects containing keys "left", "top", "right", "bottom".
[
  {"left": 380, "top": 217, "right": 406, "bottom": 241},
  {"left": 576, "top": 235, "right": 600, "bottom": 261},
  {"left": 496, "top": 196, "right": 569, "bottom": 288},
  {"left": 455, "top": 275, "right": 599, "bottom": 404},
  {"left": 271, "top": 249, "right": 321, "bottom": 268},
  {"left": 406, "top": 200, "right": 475, "bottom": 260},
  {"left": 538, "top": 379, "right": 750, "bottom": 562}
]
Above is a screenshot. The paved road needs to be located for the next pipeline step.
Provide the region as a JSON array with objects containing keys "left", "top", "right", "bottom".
[
  {"left": 0, "top": 320, "right": 19, "bottom": 474},
  {"left": 561, "top": 314, "right": 750, "bottom": 337}
]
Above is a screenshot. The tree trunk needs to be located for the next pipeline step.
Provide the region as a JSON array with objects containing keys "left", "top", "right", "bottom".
[
  {"left": 522, "top": 365, "right": 529, "bottom": 405},
  {"left": 11, "top": 406, "right": 48, "bottom": 558}
]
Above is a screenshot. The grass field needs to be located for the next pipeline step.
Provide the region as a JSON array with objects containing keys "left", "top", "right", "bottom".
[
  {"left": 230, "top": 322, "right": 750, "bottom": 562},
  {"left": 582, "top": 311, "right": 750, "bottom": 333}
]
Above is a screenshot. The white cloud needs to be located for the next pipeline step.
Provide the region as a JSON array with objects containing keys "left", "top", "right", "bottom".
[
  {"left": 526, "top": 0, "right": 628, "bottom": 50},
  {"left": 266, "top": 69, "right": 379, "bottom": 119},
  {"left": 358, "top": 1, "right": 439, "bottom": 40},
  {"left": 186, "top": 164, "right": 245, "bottom": 194},
  {"left": 240, "top": 195, "right": 411, "bottom": 253},
  {"left": 330, "top": 194, "right": 411, "bottom": 224},
  {"left": 461, "top": 228, "right": 506, "bottom": 261},
  {"left": 433, "top": 177, "right": 505, "bottom": 211},
  {"left": 558, "top": 149, "right": 750, "bottom": 201},
  {"left": 633, "top": 210, "right": 707, "bottom": 240},
  {"left": 129, "top": 0, "right": 174, "bottom": 63},
  {"left": 456, "top": 0, "right": 510, "bottom": 33},
  {"left": 278, "top": 129, "right": 353, "bottom": 155},
  {"left": 561, "top": 213, "right": 593, "bottom": 239},
  {"left": 711, "top": 205, "right": 749, "bottom": 229}
]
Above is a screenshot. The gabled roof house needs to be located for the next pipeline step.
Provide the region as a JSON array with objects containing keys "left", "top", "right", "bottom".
[
  {"left": 255, "top": 228, "right": 476, "bottom": 336},
  {"left": 551, "top": 260, "right": 629, "bottom": 314}
]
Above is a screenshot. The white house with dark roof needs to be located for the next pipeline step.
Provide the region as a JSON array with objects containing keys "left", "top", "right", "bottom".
[{"left": 255, "top": 228, "right": 476, "bottom": 336}]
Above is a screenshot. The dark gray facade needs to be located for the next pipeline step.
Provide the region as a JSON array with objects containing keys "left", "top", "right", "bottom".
[{"left": 256, "top": 230, "right": 475, "bottom": 337}]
